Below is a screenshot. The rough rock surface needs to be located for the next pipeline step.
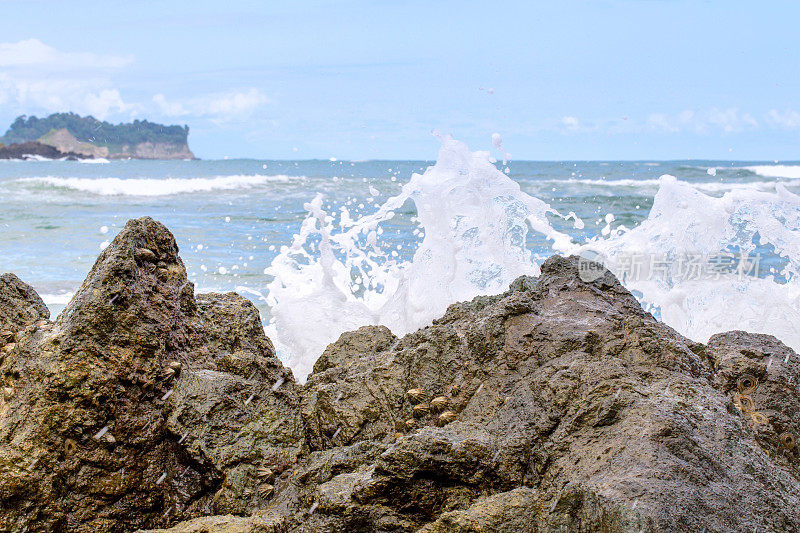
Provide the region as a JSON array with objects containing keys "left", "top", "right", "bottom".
[
  {"left": 0, "top": 218, "right": 297, "bottom": 531},
  {"left": 2, "top": 218, "right": 799, "bottom": 532},
  {"left": 0, "top": 272, "right": 49, "bottom": 333}
]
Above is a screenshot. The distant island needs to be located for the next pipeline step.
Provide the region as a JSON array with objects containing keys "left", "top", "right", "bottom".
[{"left": 0, "top": 113, "right": 195, "bottom": 160}]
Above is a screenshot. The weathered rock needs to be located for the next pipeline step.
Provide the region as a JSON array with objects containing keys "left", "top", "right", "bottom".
[
  {"left": 253, "top": 256, "right": 800, "bottom": 532},
  {"left": 0, "top": 273, "right": 49, "bottom": 335},
  {"left": 4, "top": 219, "right": 800, "bottom": 533},
  {"left": 0, "top": 218, "right": 299, "bottom": 532},
  {"left": 167, "top": 293, "right": 302, "bottom": 515}
]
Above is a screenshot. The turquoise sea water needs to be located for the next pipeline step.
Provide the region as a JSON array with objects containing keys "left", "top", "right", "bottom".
[{"left": 1, "top": 157, "right": 798, "bottom": 322}]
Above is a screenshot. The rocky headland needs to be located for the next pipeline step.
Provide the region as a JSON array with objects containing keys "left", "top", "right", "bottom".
[
  {"left": 1, "top": 114, "right": 194, "bottom": 160},
  {"left": 0, "top": 218, "right": 798, "bottom": 532}
]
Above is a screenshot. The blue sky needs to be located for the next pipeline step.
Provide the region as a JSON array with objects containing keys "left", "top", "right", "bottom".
[{"left": 0, "top": 0, "right": 798, "bottom": 160}]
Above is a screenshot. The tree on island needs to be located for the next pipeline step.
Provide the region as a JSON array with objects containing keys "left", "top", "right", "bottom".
[{"left": 1, "top": 113, "right": 189, "bottom": 149}]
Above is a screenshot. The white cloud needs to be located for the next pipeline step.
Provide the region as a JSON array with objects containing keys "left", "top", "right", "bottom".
[
  {"left": 561, "top": 116, "right": 580, "bottom": 131},
  {"left": 0, "top": 39, "right": 135, "bottom": 120},
  {"left": 1, "top": 74, "right": 133, "bottom": 120},
  {"left": 646, "top": 108, "right": 758, "bottom": 134},
  {"left": 153, "top": 88, "right": 269, "bottom": 120},
  {"left": 0, "top": 38, "right": 133, "bottom": 69},
  {"left": 765, "top": 109, "right": 800, "bottom": 130}
]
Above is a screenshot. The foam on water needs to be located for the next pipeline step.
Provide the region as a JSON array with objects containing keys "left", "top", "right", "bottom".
[
  {"left": 547, "top": 177, "right": 783, "bottom": 192},
  {"left": 744, "top": 165, "right": 800, "bottom": 179},
  {"left": 266, "top": 137, "right": 800, "bottom": 381},
  {"left": 18, "top": 174, "right": 301, "bottom": 196}
]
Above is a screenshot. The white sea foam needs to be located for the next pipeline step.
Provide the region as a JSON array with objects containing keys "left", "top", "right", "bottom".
[
  {"left": 544, "top": 177, "right": 783, "bottom": 193},
  {"left": 19, "top": 174, "right": 301, "bottom": 196},
  {"left": 266, "top": 137, "right": 800, "bottom": 382},
  {"left": 266, "top": 135, "right": 577, "bottom": 380},
  {"left": 583, "top": 175, "right": 800, "bottom": 350},
  {"left": 40, "top": 291, "right": 75, "bottom": 305},
  {"left": 78, "top": 158, "right": 110, "bottom": 164},
  {"left": 744, "top": 165, "right": 800, "bottom": 179}
]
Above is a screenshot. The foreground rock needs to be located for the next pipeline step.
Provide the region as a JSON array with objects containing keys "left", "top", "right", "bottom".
[
  {"left": 0, "top": 218, "right": 297, "bottom": 531},
  {"left": 1, "top": 218, "right": 799, "bottom": 532}
]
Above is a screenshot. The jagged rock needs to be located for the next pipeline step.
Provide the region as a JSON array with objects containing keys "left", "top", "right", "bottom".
[
  {"left": 167, "top": 293, "right": 302, "bottom": 515},
  {"left": 0, "top": 218, "right": 299, "bottom": 532},
  {"left": 4, "top": 218, "right": 800, "bottom": 533},
  {"left": 251, "top": 255, "right": 800, "bottom": 532}
]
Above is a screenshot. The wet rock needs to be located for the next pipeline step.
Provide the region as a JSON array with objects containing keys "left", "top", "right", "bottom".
[{"left": 166, "top": 293, "right": 301, "bottom": 514}]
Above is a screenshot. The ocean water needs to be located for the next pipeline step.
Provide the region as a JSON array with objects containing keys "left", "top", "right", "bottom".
[{"left": 1, "top": 140, "right": 798, "bottom": 379}]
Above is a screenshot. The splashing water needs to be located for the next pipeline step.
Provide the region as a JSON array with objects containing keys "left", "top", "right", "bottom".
[
  {"left": 265, "top": 135, "right": 577, "bottom": 380},
  {"left": 582, "top": 175, "right": 800, "bottom": 348},
  {"left": 267, "top": 136, "right": 800, "bottom": 381}
]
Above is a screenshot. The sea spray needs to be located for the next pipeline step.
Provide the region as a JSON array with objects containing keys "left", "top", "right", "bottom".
[
  {"left": 265, "top": 135, "right": 577, "bottom": 380},
  {"left": 581, "top": 175, "right": 800, "bottom": 350},
  {"left": 266, "top": 137, "right": 800, "bottom": 381}
]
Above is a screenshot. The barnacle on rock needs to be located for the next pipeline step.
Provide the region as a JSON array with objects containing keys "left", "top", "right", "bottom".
[
  {"left": 780, "top": 432, "right": 796, "bottom": 450},
  {"left": 750, "top": 411, "right": 769, "bottom": 426},
  {"left": 405, "top": 418, "right": 416, "bottom": 429},
  {"left": 64, "top": 439, "right": 77, "bottom": 455},
  {"left": 412, "top": 403, "right": 429, "bottom": 418},
  {"left": 2, "top": 387, "right": 13, "bottom": 401},
  {"left": 430, "top": 396, "right": 448, "bottom": 412},
  {"left": 134, "top": 247, "right": 157, "bottom": 263},
  {"left": 257, "top": 466, "right": 274, "bottom": 483},
  {"left": 737, "top": 374, "right": 759, "bottom": 395},
  {"left": 258, "top": 484, "right": 274, "bottom": 499},
  {"left": 736, "top": 394, "right": 755, "bottom": 414},
  {"left": 407, "top": 388, "right": 426, "bottom": 403},
  {"left": 168, "top": 361, "right": 181, "bottom": 371},
  {"left": 437, "top": 410, "right": 457, "bottom": 426}
]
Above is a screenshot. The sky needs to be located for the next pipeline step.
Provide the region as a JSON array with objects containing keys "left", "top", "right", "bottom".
[{"left": 0, "top": 0, "right": 798, "bottom": 160}]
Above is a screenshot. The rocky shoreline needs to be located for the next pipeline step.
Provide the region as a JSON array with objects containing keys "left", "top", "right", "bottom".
[
  {"left": 0, "top": 217, "right": 798, "bottom": 532},
  {"left": 0, "top": 141, "right": 90, "bottom": 160}
]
